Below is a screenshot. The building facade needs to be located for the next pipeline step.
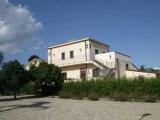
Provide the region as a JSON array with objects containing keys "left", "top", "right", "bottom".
[{"left": 48, "top": 37, "right": 156, "bottom": 80}]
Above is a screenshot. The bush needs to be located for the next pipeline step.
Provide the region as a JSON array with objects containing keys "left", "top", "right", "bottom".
[
  {"left": 59, "top": 91, "right": 73, "bottom": 99},
  {"left": 87, "top": 93, "right": 99, "bottom": 101},
  {"left": 59, "top": 77, "right": 160, "bottom": 102},
  {"left": 143, "top": 95, "right": 158, "bottom": 102},
  {"left": 109, "top": 92, "right": 129, "bottom": 101}
]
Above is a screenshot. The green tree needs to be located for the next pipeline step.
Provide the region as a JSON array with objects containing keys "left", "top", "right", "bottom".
[
  {"left": 33, "top": 63, "right": 63, "bottom": 95},
  {"left": 28, "top": 65, "right": 37, "bottom": 81},
  {"left": 140, "top": 65, "right": 145, "bottom": 71},
  {"left": 2, "top": 60, "right": 29, "bottom": 99},
  {"left": 0, "top": 51, "right": 3, "bottom": 65}
]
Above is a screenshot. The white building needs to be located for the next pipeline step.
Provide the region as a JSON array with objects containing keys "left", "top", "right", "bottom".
[
  {"left": 48, "top": 37, "right": 156, "bottom": 80},
  {"left": 25, "top": 58, "right": 47, "bottom": 70}
]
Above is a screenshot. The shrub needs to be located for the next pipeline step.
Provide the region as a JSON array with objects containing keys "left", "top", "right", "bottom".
[
  {"left": 59, "top": 77, "right": 160, "bottom": 102},
  {"left": 143, "top": 95, "right": 158, "bottom": 102},
  {"left": 59, "top": 91, "right": 73, "bottom": 99},
  {"left": 87, "top": 93, "right": 99, "bottom": 101},
  {"left": 109, "top": 92, "right": 130, "bottom": 101}
]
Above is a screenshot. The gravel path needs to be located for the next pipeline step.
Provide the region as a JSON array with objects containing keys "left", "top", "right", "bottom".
[{"left": 0, "top": 96, "right": 160, "bottom": 120}]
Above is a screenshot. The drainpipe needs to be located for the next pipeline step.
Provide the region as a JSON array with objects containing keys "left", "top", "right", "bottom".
[
  {"left": 84, "top": 41, "right": 88, "bottom": 80},
  {"left": 116, "top": 58, "right": 120, "bottom": 79},
  {"left": 50, "top": 48, "right": 52, "bottom": 64}
]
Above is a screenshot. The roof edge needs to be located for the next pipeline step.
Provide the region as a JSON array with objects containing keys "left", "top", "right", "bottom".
[
  {"left": 48, "top": 37, "right": 109, "bottom": 49},
  {"left": 115, "top": 51, "right": 132, "bottom": 58}
]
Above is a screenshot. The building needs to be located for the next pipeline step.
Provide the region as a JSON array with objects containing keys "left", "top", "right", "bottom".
[
  {"left": 48, "top": 37, "right": 156, "bottom": 80},
  {"left": 25, "top": 58, "right": 47, "bottom": 70}
]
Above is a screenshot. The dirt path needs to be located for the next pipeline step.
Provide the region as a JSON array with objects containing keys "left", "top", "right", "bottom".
[{"left": 0, "top": 96, "right": 159, "bottom": 120}]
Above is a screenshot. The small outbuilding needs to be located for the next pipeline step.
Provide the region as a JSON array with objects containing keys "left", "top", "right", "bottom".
[{"left": 25, "top": 58, "right": 47, "bottom": 70}]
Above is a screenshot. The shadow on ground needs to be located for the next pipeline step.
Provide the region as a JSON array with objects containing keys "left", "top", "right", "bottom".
[
  {"left": 0, "top": 101, "right": 51, "bottom": 112},
  {"left": 0, "top": 95, "right": 44, "bottom": 102},
  {"left": 139, "top": 113, "right": 152, "bottom": 120}
]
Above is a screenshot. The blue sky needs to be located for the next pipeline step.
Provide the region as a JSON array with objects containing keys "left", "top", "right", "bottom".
[{"left": 2, "top": 0, "right": 160, "bottom": 68}]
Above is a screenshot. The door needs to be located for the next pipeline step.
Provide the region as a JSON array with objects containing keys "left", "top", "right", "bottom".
[{"left": 80, "top": 68, "right": 86, "bottom": 80}]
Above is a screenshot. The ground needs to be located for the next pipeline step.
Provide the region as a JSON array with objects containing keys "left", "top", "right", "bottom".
[{"left": 0, "top": 96, "right": 160, "bottom": 120}]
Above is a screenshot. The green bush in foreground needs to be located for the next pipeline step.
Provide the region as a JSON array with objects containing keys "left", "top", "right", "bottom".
[
  {"left": 87, "top": 93, "right": 99, "bottom": 101},
  {"left": 109, "top": 92, "right": 130, "bottom": 101},
  {"left": 59, "top": 77, "right": 160, "bottom": 102},
  {"left": 59, "top": 91, "right": 73, "bottom": 99}
]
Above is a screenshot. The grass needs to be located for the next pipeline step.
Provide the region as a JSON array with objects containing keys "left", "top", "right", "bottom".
[{"left": 59, "top": 77, "right": 160, "bottom": 102}]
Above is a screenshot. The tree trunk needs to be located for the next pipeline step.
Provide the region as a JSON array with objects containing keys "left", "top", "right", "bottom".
[{"left": 14, "top": 91, "right": 17, "bottom": 100}]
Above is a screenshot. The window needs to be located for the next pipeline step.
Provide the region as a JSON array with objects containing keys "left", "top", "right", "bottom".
[
  {"left": 70, "top": 51, "right": 74, "bottom": 58},
  {"left": 62, "top": 72, "right": 67, "bottom": 79},
  {"left": 61, "top": 52, "right": 65, "bottom": 60},
  {"left": 95, "top": 49, "right": 99, "bottom": 54},
  {"left": 109, "top": 55, "right": 112, "bottom": 59},
  {"left": 93, "top": 68, "right": 100, "bottom": 77},
  {"left": 126, "top": 64, "right": 129, "bottom": 70},
  {"left": 80, "top": 68, "right": 86, "bottom": 80}
]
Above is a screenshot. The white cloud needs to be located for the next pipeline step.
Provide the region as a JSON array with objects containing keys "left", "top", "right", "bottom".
[
  {"left": 29, "top": 40, "right": 46, "bottom": 51},
  {"left": 0, "top": 0, "right": 42, "bottom": 54}
]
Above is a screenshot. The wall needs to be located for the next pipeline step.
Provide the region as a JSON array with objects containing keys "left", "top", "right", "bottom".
[
  {"left": 48, "top": 39, "right": 109, "bottom": 67},
  {"left": 90, "top": 40, "right": 109, "bottom": 60},
  {"left": 95, "top": 52, "right": 138, "bottom": 78},
  {"left": 61, "top": 64, "right": 96, "bottom": 80},
  {"left": 95, "top": 52, "right": 116, "bottom": 68},
  {"left": 126, "top": 70, "right": 156, "bottom": 78},
  {"left": 48, "top": 40, "right": 90, "bottom": 66},
  {"left": 114, "top": 52, "right": 138, "bottom": 78}
]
